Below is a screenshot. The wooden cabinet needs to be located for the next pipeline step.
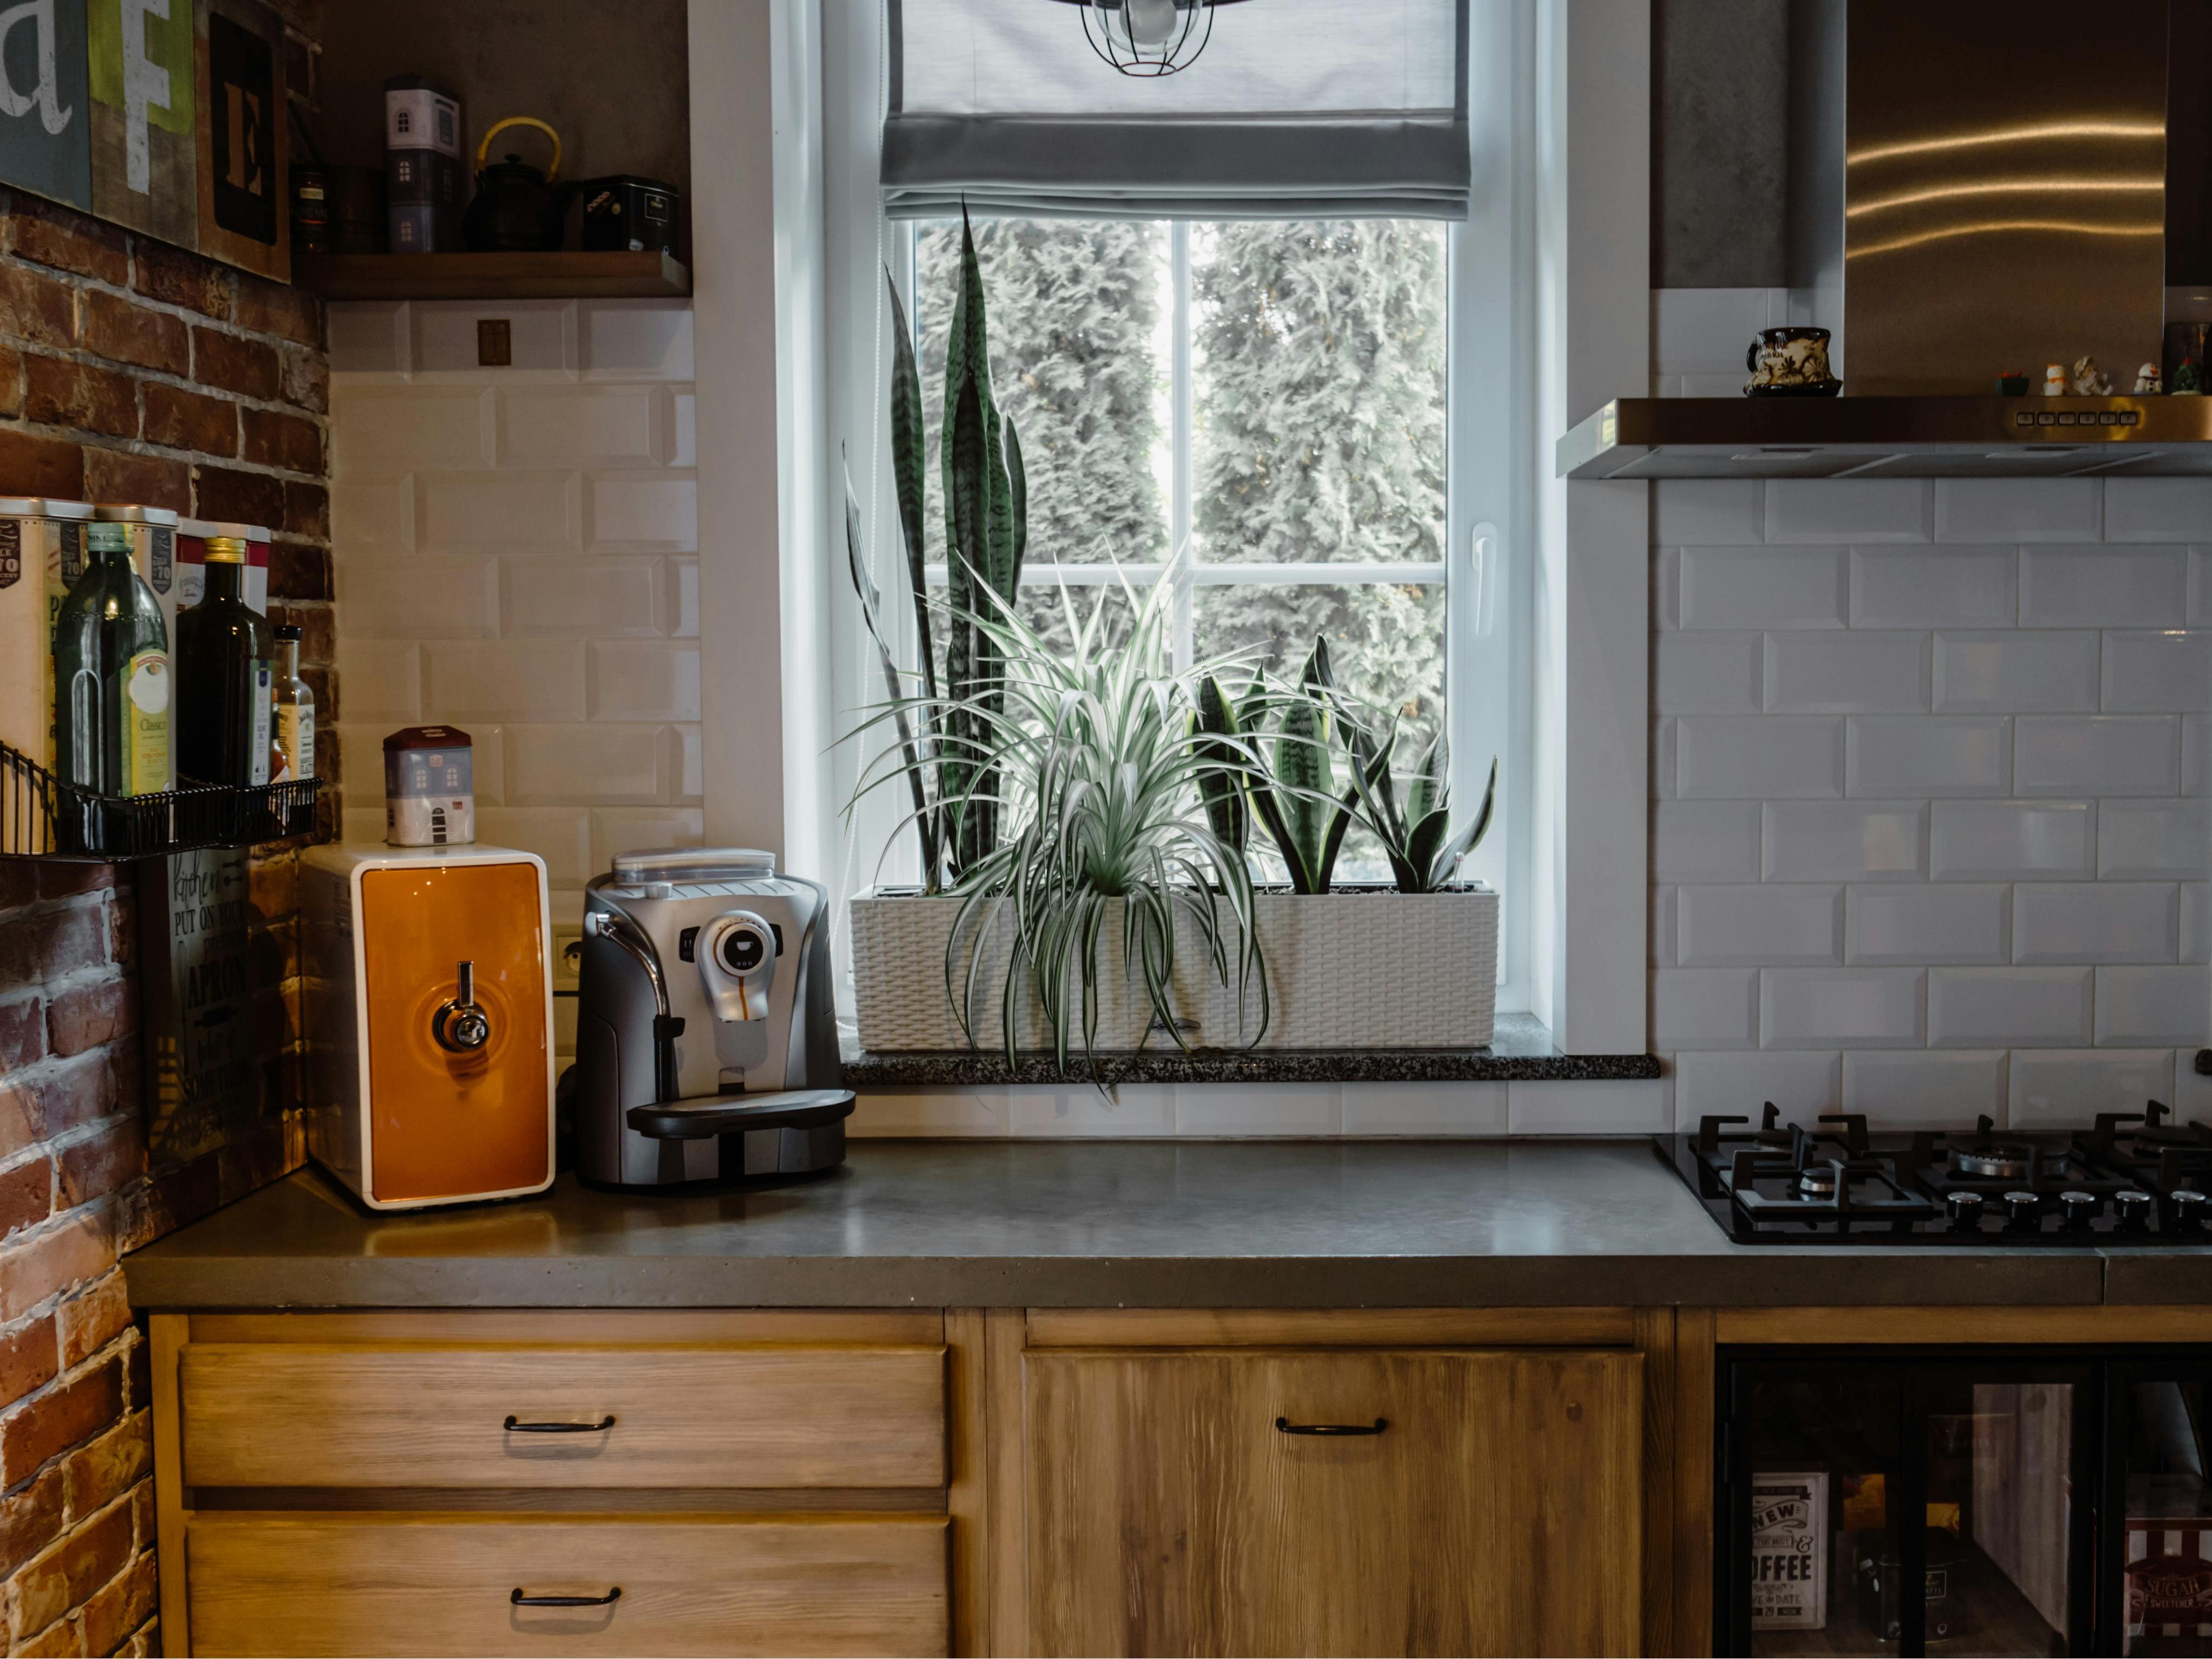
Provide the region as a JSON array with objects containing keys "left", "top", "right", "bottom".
[{"left": 1023, "top": 1347, "right": 1643, "bottom": 1657}]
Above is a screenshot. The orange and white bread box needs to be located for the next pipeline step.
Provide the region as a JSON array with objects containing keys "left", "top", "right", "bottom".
[{"left": 303, "top": 842, "right": 556, "bottom": 1210}]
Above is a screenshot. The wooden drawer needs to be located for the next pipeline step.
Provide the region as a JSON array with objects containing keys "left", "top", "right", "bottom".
[
  {"left": 178, "top": 1343, "right": 947, "bottom": 1490},
  {"left": 185, "top": 1513, "right": 948, "bottom": 1657}
]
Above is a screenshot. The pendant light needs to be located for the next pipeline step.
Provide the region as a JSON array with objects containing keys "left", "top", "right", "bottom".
[{"left": 1048, "top": 0, "right": 1252, "bottom": 78}]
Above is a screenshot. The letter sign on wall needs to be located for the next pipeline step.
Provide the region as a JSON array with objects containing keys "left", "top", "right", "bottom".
[
  {"left": 194, "top": 0, "right": 282, "bottom": 275},
  {"left": 86, "top": 0, "right": 196, "bottom": 246},
  {"left": 0, "top": 0, "right": 91, "bottom": 209}
]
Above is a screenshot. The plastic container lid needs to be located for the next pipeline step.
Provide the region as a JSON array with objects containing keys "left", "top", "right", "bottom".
[{"left": 612, "top": 848, "right": 777, "bottom": 884}]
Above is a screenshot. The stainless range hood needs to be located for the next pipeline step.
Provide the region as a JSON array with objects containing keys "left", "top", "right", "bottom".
[{"left": 1561, "top": 0, "right": 2191, "bottom": 481}]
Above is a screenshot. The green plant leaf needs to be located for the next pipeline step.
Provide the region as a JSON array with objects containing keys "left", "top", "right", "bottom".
[
  {"left": 1430, "top": 758, "right": 1498, "bottom": 887},
  {"left": 843, "top": 453, "right": 938, "bottom": 888},
  {"left": 1191, "top": 675, "right": 1248, "bottom": 856},
  {"left": 1405, "top": 806, "right": 1452, "bottom": 894},
  {"left": 1004, "top": 414, "right": 1027, "bottom": 581},
  {"left": 1407, "top": 729, "right": 1445, "bottom": 826}
]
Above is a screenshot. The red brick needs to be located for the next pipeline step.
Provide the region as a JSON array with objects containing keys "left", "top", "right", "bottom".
[
  {"left": 53, "top": 1277, "right": 125, "bottom": 1373},
  {"left": 24, "top": 1062, "right": 103, "bottom": 1149},
  {"left": 239, "top": 407, "right": 320, "bottom": 473},
  {"left": 232, "top": 273, "right": 321, "bottom": 348},
  {"left": 59, "top": 1412, "right": 145, "bottom": 1523},
  {"left": 0, "top": 339, "right": 23, "bottom": 417},
  {"left": 77, "top": 1546, "right": 153, "bottom": 1655},
  {"left": 0, "top": 864, "right": 38, "bottom": 909},
  {"left": 0, "top": 1209, "right": 112, "bottom": 1323},
  {"left": 189, "top": 464, "right": 282, "bottom": 528},
  {"left": 101, "top": 898, "right": 130, "bottom": 972},
  {"left": 0, "top": 996, "right": 41, "bottom": 1069},
  {"left": 14, "top": 1614, "right": 80, "bottom": 1655},
  {"left": 0, "top": 906, "right": 105, "bottom": 988},
  {"left": 127, "top": 1483, "right": 148, "bottom": 1555},
  {"left": 99, "top": 1048, "right": 134, "bottom": 1130},
  {"left": 44, "top": 980, "right": 131, "bottom": 1060},
  {"left": 277, "top": 341, "right": 327, "bottom": 413},
  {"left": 0, "top": 1314, "right": 57, "bottom": 1404},
  {"left": 130, "top": 244, "right": 228, "bottom": 321},
  {"left": 0, "top": 1159, "right": 52, "bottom": 1241},
  {"left": 6, "top": 200, "right": 126, "bottom": 287},
  {"left": 280, "top": 481, "right": 328, "bottom": 543},
  {"left": 139, "top": 382, "right": 235, "bottom": 458},
  {"left": 302, "top": 667, "right": 334, "bottom": 724},
  {"left": 23, "top": 358, "right": 136, "bottom": 441},
  {"left": 76, "top": 294, "right": 185, "bottom": 379},
  {"left": 0, "top": 1466, "right": 62, "bottom": 1579},
  {"left": 1, "top": 1359, "right": 120, "bottom": 1488},
  {"left": 188, "top": 328, "right": 276, "bottom": 400},
  {"left": 79, "top": 450, "right": 186, "bottom": 517},
  {"left": 0, "top": 429, "right": 84, "bottom": 500},
  {"left": 0, "top": 265, "right": 75, "bottom": 348},
  {"left": 0, "top": 1085, "right": 39, "bottom": 1164},
  {"left": 55, "top": 1127, "right": 139, "bottom": 1211},
  {"left": 35, "top": 868, "right": 112, "bottom": 903},
  {"left": 10, "top": 1496, "right": 131, "bottom": 1641},
  {"left": 121, "top": 1341, "right": 146, "bottom": 1417}
]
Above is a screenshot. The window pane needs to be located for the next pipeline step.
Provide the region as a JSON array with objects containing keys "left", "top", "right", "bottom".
[
  {"left": 1191, "top": 221, "right": 1447, "bottom": 567},
  {"left": 1193, "top": 580, "right": 1445, "bottom": 731},
  {"left": 915, "top": 219, "right": 1169, "bottom": 567}
]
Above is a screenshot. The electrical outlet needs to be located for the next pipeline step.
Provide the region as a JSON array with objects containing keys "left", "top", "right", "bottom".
[{"left": 477, "top": 318, "right": 512, "bottom": 367}]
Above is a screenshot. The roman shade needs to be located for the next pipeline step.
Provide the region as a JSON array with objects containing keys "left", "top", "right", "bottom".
[{"left": 882, "top": 0, "right": 1471, "bottom": 219}]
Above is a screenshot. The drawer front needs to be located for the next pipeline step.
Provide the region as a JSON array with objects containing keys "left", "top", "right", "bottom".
[
  {"left": 179, "top": 1344, "right": 946, "bottom": 1490},
  {"left": 185, "top": 1514, "right": 949, "bottom": 1657}
]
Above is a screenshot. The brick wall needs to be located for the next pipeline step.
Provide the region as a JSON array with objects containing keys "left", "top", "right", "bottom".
[{"left": 0, "top": 190, "right": 334, "bottom": 1656}]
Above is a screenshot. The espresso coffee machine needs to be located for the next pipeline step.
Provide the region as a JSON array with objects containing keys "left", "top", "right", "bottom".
[{"left": 570, "top": 848, "right": 854, "bottom": 1188}]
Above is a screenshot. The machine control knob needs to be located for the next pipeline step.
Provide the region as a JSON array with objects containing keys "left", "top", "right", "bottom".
[
  {"left": 2002, "top": 1190, "right": 2044, "bottom": 1225},
  {"left": 2057, "top": 1190, "right": 2100, "bottom": 1228},
  {"left": 1945, "top": 1190, "right": 1985, "bottom": 1228},
  {"left": 2113, "top": 1190, "right": 2154, "bottom": 1230},
  {"left": 2173, "top": 1188, "right": 2210, "bottom": 1226},
  {"left": 432, "top": 960, "right": 492, "bottom": 1053}
]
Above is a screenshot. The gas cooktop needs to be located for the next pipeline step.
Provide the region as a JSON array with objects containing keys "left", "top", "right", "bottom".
[{"left": 1659, "top": 1103, "right": 2212, "bottom": 1245}]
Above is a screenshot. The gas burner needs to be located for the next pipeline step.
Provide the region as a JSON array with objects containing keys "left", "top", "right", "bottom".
[{"left": 1952, "top": 1141, "right": 2037, "bottom": 1181}]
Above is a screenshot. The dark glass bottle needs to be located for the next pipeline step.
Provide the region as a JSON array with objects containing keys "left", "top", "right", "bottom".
[
  {"left": 175, "top": 537, "right": 275, "bottom": 785},
  {"left": 52, "top": 520, "right": 171, "bottom": 797}
]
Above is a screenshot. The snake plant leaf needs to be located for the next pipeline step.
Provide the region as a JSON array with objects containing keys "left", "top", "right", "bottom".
[
  {"left": 945, "top": 371, "right": 992, "bottom": 871},
  {"left": 1406, "top": 806, "right": 1453, "bottom": 893},
  {"left": 1191, "top": 675, "right": 1249, "bottom": 855},
  {"left": 1432, "top": 758, "right": 1499, "bottom": 886},
  {"left": 843, "top": 455, "right": 938, "bottom": 886},
  {"left": 941, "top": 203, "right": 999, "bottom": 575},
  {"left": 1407, "top": 730, "right": 1446, "bottom": 827},
  {"left": 1004, "top": 414, "right": 1027, "bottom": 580},
  {"left": 1274, "top": 697, "right": 1329, "bottom": 892},
  {"left": 1315, "top": 776, "right": 1359, "bottom": 892},
  {"left": 883, "top": 269, "right": 933, "bottom": 703}
]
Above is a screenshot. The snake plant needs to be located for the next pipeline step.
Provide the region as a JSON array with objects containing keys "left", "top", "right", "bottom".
[
  {"left": 1342, "top": 722, "right": 1498, "bottom": 893},
  {"left": 1240, "top": 641, "right": 1358, "bottom": 894}
]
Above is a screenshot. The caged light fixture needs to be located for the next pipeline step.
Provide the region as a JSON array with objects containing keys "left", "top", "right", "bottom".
[{"left": 1048, "top": 0, "right": 1253, "bottom": 77}]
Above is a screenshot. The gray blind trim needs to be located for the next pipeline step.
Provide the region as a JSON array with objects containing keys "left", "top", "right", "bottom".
[{"left": 883, "top": 0, "right": 1471, "bottom": 221}]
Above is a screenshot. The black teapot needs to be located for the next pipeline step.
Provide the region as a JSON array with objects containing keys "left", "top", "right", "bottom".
[{"left": 462, "top": 116, "right": 570, "bottom": 252}]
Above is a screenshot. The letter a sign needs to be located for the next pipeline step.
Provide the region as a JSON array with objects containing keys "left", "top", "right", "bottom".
[{"left": 0, "top": 0, "right": 90, "bottom": 208}]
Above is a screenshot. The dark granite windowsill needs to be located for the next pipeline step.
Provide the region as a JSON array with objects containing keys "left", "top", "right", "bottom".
[{"left": 842, "top": 1013, "right": 1661, "bottom": 1087}]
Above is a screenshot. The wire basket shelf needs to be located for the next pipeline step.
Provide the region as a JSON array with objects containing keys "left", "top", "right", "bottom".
[{"left": 1, "top": 742, "right": 321, "bottom": 861}]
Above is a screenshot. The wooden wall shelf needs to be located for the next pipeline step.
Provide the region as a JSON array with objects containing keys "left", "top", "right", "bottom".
[{"left": 294, "top": 250, "right": 690, "bottom": 302}]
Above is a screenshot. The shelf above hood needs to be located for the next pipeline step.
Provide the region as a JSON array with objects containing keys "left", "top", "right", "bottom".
[{"left": 1557, "top": 397, "right": 2212, "bottom": 480}]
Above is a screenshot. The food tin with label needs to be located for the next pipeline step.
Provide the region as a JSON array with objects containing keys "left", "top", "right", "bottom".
[
  {"left": 95, "top": 502, "right": 181, "bottom": 642},
  {"left": 0, "top": 498, "right": 95, "bottom": 767}
]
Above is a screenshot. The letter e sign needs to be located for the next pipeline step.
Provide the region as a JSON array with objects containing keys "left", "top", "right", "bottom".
[{"left": 207, "top": 9, "right": 271, "bottom": 243}]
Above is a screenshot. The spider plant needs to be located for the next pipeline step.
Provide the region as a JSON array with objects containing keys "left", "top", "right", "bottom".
[{"left": 849, "top": 561, "right": 1267, "bottom": 1074}]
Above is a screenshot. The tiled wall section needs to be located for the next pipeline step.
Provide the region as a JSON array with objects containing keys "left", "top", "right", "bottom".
[{"left": 328, "top": 299, "right": 701, "bottom": 1056}]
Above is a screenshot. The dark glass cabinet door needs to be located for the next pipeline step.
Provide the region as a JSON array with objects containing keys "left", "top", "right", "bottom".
[
  {"left": 1724, "top": 1354, "right": 2094, "bottom": 1657},
  {"left": 2110, "top": 1365, "right": 2212, "bottom": 1656}
]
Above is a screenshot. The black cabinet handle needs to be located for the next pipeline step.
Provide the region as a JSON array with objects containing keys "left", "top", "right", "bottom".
[
  {"left": 511, "top": 1586, "right": 622, "bottom": 1608},
  {"left": 1275, "top": 1416, "right": 1388, "bottom": 1436},
  {"left": 504, "top": 1414, "right": 616, "bottom": 1433}
]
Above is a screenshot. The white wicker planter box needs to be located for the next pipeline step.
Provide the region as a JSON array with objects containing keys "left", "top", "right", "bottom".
[{"left": 851, "top": 887, "right": 1498, "bottom": 1052}]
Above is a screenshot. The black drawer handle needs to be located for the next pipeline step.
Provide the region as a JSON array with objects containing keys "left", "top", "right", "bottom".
[
  {"left": 1275, "top": 1416, "right": 1388, "bottom": 1436},
  {"left": 512, "top": 1586, "right": 622, "bottom": 1608},
  {"left": 504, "top": 1414, "right": 616, "bottom": 1433}
]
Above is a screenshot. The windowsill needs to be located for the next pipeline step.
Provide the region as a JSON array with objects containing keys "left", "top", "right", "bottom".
[{"left": 842, "top": 1014, "right": 1660, "bottom": 1088}]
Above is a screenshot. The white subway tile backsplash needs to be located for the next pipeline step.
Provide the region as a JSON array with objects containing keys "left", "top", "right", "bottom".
[
  {"left": 1934, "top": 478, "right": 2102, "bottom": 543},
  {"left": 670, "top": 557, "right": 700, "bottom": 637},
  {"left": 1679, "top": 546, "right": 1848, "bottom": 629},
  {"left": 1176, "top": 1083, "right": 1340, "bottom": 1136},
  {"left": 1651, "top": 801, "right": 1762, "bottom": 880},
  {"left": 1508, "top": 1079, "right": 1671, "bottom": 1133},
  {"left": 1678, "top": 885, "right": 1841, "bottom": 966},
  {"left": 2194, "top": 549, "right": 2212, "bottom": 625},
  {"left": 2013, "top": 883, "right": 2178, "bottom": 965},
  {"left": 329, "top": 641, "right": 420, "bottom": 724},
  {"left": 591, "top": 808, "right": 705, "bottom": 875},
  {"left": 849, "top": 1090, "right": 1008, "bottom": 1137},
  {"left": 1846, "top": 884, "right": 2009, "bottom": 965},
  {"left": 504, "top": 723, "right": 669, "bottom": 806},
  {"left": 1651, "top": 968, "right": 1761, "bottom": 1048},
  {"left": 336, "top": 556, "right": 499, "bottom": 640},
  {"left": 1933, "top": 632, "right": 2100, "bottom": 713},
  {"left": 1653, "top": 480, "right": 1765, "bottom": 546},
  {"left": 1929, "top": 800, "right": 2094, "bottom": 880},
  {"left": 1654, "top": 632, "right": 1763, "bottom": 713},
  {"left": 671, "top": 391, "right": 697, "bottom": 468},
  {"left": 2099, "top": 799, "right": 2212, "bottom": 878},
  {"left": 2095, "top": 966, "right": 2212, "bottom": 1045},
  {"left": 2009, "top": 1049, "right": 2177, "bottom": 1126},
  {"left": 582, "top": 302, "right": 696, "bottom": 381},
  {"left": 2014, "top": 716, "right": 2181, "bottom": 796},
  {"left": 422, "top": 640, "right": 589, "bottom": 723},
  {"left": 413, "top": 301, "right": 576, "bottom": 378},
  {"left": 472, "top": 807, "right": 594, "bottom": 889},
  {"left": 2019, "top": 547, "right": 2187, "bottom": 629},
  {"left": 589, "top": 474, "right": 699, "bottom": 551},
  {"left": 1652, "top": 289, "right": 1776, "bottom": 372},
  {"left": 1013, "top": 1086, "right": 1177, "bottom": 1138},
  {"left": 1849, "top": 547, "right": 2015, "bottom": 629},
  {"left": 1677, "top": 717, "right": 1844, "bottom": 798},
  {"left": 2100, "top": 479, "right": 2212, "bottom": 543},
  {"left": 1762, "top": 800, "right": 1926, "bottom": 880},
  {"left": 1652, "top": 720, "right": 1676, "bottom": 802},
  {"left": 2187, "top": 716, "right": 2211, "bottom": 795},
  {"left": 2102, "top": 630, "right": 2212, "bottom": 713},
  {"left": 1653, "top": 546, "right": 1680, "bottom": 630},
  {"left": 1341, "top": 1081, "right": 1510, "bottom": 1135},
  {"left": 502, "top": 557, "right": 664, "bottom": 638},
  {"left": 419, "top": 472, "right": 582, "bottom": 552},
  {"left": 328, "top": 301, "right": 409, "bottom": 376},
  {"left": 501, "top": 389, "right": 663, "bottom": 468},
  {"left": 2185, "top": 883, "right": 2211, "bottom": 964},
  {"left": 589, "top": 641, "right": 701, "bottom": 721},
  {"left": 1671, "top": 1049, "right": 1840, "bottom": 1125},
  {"left": 1841, "top": 1050, "right": 2007, "bottom": 1128},
  {"left": 331, "top": 388, "right": 493, "bottom": 472},
  {"left": 1846, "top": 717, "right": 2010, "bottom": 797},
  {"left": 1764, "top": 631, "right": 1930, "bottom": 714},
  {"left": 331, "top": 476, "right": 415, "bottom": 552},
  {"left": 1766, "top": 480, "right": 1929, "bottom": 544},
  {"left": 1650, "top": 884, "right": 1678, "bottom": 965},
  {"left": 1761, "top": 968, "right": 1924, "bottom": 1048},
  {"left": 1927, "top": 968, "right": 2093, "bottom": 1048},
  {"left": 674, "top": 724, "right": 703, "bottom": 803}
]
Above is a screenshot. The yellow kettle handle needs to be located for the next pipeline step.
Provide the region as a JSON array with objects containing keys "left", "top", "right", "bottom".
[{"left": 477, "top": 116, "right": 562, "bottom": 182}]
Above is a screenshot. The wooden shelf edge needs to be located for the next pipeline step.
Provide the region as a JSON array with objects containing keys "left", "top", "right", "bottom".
[{"left": 295, "top": 250, "right": 691, "bottom": 301}]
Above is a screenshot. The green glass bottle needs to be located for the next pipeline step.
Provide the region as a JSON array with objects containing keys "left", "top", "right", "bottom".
[
  {"left": 175, "top": 537, "right": 275, "bottom": 785},
  {"left": 52, "top": 520, "right": 171, "bottom": 799}
]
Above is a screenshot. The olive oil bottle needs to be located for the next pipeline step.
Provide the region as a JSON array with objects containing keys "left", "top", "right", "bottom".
[
  {"left": 175, "top": 537, "right": 274, "bottom": 785},
  {"left": 51, "top": 520, "right": 171, "bottom": 797}
]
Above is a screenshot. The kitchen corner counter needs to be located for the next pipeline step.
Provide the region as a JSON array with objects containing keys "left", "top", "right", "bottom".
[{"left": 121, "top": 1138, "right": 2195, "bottom": 1312}]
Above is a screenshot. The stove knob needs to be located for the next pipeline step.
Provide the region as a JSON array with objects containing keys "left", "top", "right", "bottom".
[
  {"left": 2002, "top": 1190, "right": 2044, "bottom": 1225},
  {"left": 2174, "top": 1188, "right": 2210, "bottom": 1227},
  {"left": 2114, "top": 1190, "right": 2154, "bottom": 1231},
  {"left": 1945, "top": 1190, "right": 1986, "bottom": 1228},
  {"left": 2058, "top": 1190, "right": 2100, "bottom": 1228}
]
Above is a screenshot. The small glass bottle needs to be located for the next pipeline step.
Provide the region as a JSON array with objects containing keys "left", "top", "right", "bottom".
[
  {"left": 52, "top": 520, "right": 171, "bottom": 798},
  {"left": 175, "top": 536, "right": 274, "bottom": 786},
  {"left": 270, "top": 623, "right": 314, "bottom": 782}
]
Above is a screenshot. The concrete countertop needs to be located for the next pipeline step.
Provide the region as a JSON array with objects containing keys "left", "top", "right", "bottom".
[{"left": 121, "top": 1138, "right": 2210, "bottom": 1312}]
